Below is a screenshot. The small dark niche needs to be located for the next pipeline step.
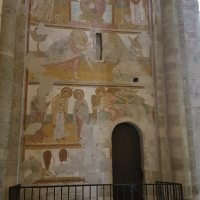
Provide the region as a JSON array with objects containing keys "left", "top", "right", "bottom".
[{"left": 133, "top": 78, "right": 138, "bottom": 82}]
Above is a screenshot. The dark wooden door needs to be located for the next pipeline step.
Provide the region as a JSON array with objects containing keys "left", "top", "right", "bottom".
[{"left": 112, "top": 123, "right": 143, "bottom": 199}]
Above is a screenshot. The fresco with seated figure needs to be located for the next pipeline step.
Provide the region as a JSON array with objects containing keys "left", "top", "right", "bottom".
[{"left": 27, "top": 26, "right": 151, "bottom": 85}]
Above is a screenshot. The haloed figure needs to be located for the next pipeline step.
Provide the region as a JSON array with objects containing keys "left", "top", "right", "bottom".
[
  {"left": 94, "top": 87, "right": 126, "bottom": 121},
  {"left": 41, "top": 150, "right": 56, "bottom": 178},
  {"left": 52, "top": 87, "right": 72, "bottom": 141},
  {"left": 29, "top": 89, "right": 51, "bottom": 142},
  {"left": 73, "top": 89, "right": 89, "bottom": 139}
]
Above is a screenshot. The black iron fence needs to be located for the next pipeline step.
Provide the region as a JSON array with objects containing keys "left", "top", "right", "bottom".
[{"left": 9, "top": 182, "right": 183, "bottom": 200}]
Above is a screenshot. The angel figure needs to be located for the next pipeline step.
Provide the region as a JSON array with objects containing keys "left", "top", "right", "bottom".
[{"left": 91, "top": 87, "right": 126, "bottom": 123}]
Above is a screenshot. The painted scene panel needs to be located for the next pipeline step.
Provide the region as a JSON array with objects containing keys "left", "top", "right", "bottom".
[
  {"left": 27, "top": 27, "right": 152, "bottom": 85},
  {"left": 29, "top": 0, "right": 150, "bottom": 31}
]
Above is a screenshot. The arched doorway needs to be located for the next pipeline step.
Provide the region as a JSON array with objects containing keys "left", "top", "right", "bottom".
[{"left": 112, "top": 123, "right": 143, "bottom": 199}]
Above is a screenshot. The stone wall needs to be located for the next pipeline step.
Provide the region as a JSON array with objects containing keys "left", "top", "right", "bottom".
[
  {"left": 177, "top": 0, "right": 200, "bottom": 199},
  {"left": 0, "top": 0, "right": 3, "bottom": 32},
  {"left": 0, "top": 0, "right": 17, "bottom": 199},
  {"left": 0, "top": 0, "right": 200, "bottom": 199},
  {"left": 16, "top": 0, "right": 159, "bottom": 194}
]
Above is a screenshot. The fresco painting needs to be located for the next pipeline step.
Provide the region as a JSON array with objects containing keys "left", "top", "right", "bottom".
[
  {"left": 27, "top": 27, "right": 151, "bottom": 84},
  {"left": 25, "top": 86, "right": 152, "bottom": 144},
  {"left": 29, "top": 0, "right": 149, "bottom": 31},
  {"left": 22, "top": 84, "right": 154, "bottom": 184},
  {"left": 21, "top": 0, "right": 154, "bottom": 187}
]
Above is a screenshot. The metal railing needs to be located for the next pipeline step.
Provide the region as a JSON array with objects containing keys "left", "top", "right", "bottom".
[{"left": 9, "top": 182, "right": 183, "bottom": 200}]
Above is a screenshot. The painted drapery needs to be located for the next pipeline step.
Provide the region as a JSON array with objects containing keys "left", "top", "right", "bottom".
[{"left": 126, "top": 0, "right": 148, "bottom": 25}]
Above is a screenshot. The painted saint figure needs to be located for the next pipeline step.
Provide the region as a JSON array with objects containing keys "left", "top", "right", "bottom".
[
  {"left": 51, "top": 87, "right": 72, "bottom": 141},
  {"left": 31, "top": 0, "right": 54, "bottom": 23},
  {"left": 29, "top": 90, "right": 51, "bottom": 142},
  {"left": 127, "top": 0, "right": 148, "bottom": 26},
  {"left": 80, "top": 0, "right": 106, "bottom": 23},
  {"left": 92, "top": 87, "right": 126, "bottom": 122},
  {"left": 73, "top": 89, "right": 89, "bottom": 139}
]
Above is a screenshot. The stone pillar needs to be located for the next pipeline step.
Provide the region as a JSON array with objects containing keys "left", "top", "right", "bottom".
[
  {"left": 4, "top": 4, "right": 26, "bottom": 199},
  {"left": 152, "top": 0, "right": 172, "bottom": 182},
  {"left": 177, "top": 0, "right": 200, "bottom": 198},
  {"left": 0, "top": 0, "right": 16, "bottom": 198},
  {"left": 160, "top": 0, "right": 192, "bottom": 199}
]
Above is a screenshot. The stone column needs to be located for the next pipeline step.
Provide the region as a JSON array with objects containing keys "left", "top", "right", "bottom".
[
  {"left": 0, "top": 0, "right": 16, "bottom": 198},
  {"left": 152, "top": 0, "right": 172, "bottom": 182},
  {"left": 160, "top": 0, "right": 192, "bottom": 199},
  {"left": 177, "top": 0, "right": 200, "bottom": 198},
  {"left": 4, "top": 4, "right": 26, "bottom": 199}
]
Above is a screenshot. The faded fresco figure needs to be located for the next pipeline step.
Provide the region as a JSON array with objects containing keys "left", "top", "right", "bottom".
[
  {"left": 103, "top": 34, "right": 146, "bottom": 82},
  {"left": 73, "top": 89, "right": 89, "bottom": 139},
  {"left": 42, "top": 30, "right": 91, "bottom": 80},
  {"left": 92, "top": 87, "right": 126, "bottom": 122},
  {"left": 41, "top": 150, "right": 56, "bottom": 178},
  {"left": 31, "top": 0, "right": 54, "bottom": 23},
  {"left": 80, "top": 0, "right": 106, "bottom": 23},
  {"left": 52, "top": 87, "right": 72, "bottom": 141},
  {"left": 127, "top": 0, "right": 148, "bottom": 26},
  {"left": 29, "top": 90, "right": 51, "bottom": 142}
]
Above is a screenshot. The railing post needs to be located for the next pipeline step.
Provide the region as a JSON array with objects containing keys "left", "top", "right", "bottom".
[
  {"left": 131, "top": 184, "right": 134, "bottom": 200},
  {"left": 180, "top": 184, "right": 183, "bottom": 200},
  {"left": 9, "top": 184, "right": 21, "bottom": 200}
]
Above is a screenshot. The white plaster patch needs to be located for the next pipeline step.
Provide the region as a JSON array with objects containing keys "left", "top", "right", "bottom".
[
  {"left": 24, "top": 169, "right": 33, "bottom": 178},
  {"left": 103, "top": 5, "right": 112, "bottom": 24},
  {"left": 71, "top": 1, "right": 83, "bottom": 21},
  {"left": 36, "top": 23, "right": 53, "bottom": 35},
  {"left": 136, "top": 88, "right": 154, "bottom": 106},
  {"left": 23, "top": 123, "right": 42, "bottom": 135},
  {"left": 38, "top": 75, "right": 54, "bottom": 97},
  {"left": 25, "top": 54, "right": 46, "bottom": 78},
  {"left": 138, "top": 32, "right": 151, "bottom": 57},
  {"left": 103, "top": 148, "right": 111, "bottom": 158}
]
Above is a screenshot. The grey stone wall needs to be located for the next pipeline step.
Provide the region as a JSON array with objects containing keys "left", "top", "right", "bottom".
[
  {"left": 177, "top": 0, "right": 200, "bottom": 199},
  {"left": 160, "top": 0, "right": 193, "bottom": 199},
  {"left": 0, "top": 0, "right": 17, "bottom": 199},
  {"left": 4, "top": 5, "right": 26, "bottom": 199},
  {"left": 152, "top": 0, "right": 173, "bottom": 182}
]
